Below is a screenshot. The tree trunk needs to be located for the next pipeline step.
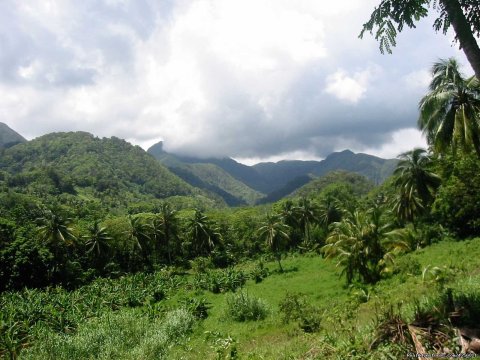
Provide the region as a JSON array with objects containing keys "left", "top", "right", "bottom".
[
  {"left": 276, "top": 252, "right": 284, "bottom": 272},
  {"left": 441, "top": 0, "right": 480, "bottom": 80}
]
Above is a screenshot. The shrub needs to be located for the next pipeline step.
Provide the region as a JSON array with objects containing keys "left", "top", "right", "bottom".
[
  {"left": 225, "top": 291, "right": 268, "bottom": 322},
  {"left": 180, "top": 297, "right": 211, "bottom": 319},
  {"left": 193, "top": 268, "right": 247, "bottom": 294},
  {"left": 278, "top": 292, "right": 321, "bottom": 333},
  {"left": 161, "top": 308, "right": 196, "bottom": 342},
  {"left": 249, "top": 261, "right": 269, "bottom": 283}
]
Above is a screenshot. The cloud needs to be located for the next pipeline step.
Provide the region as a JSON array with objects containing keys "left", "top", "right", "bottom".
[
  {"left": 0, "top": 0, "right": 470, "bottom": 162},
  {"left": 324, "top": 66, "right": 379, "bottom": 103}
]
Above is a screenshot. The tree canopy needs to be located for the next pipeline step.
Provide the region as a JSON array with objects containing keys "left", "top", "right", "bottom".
[{"left": 360, "top": 0, "right": 480, "bottom": 79}]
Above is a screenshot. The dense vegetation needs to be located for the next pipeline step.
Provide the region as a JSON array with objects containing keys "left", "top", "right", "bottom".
[{"left": 2, "top": 54, "right": 480, "bottom": 358}]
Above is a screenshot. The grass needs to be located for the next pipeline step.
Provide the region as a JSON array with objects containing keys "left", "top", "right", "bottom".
[{"left": 2, "top": 238, "right": 480, "bottom": 359}]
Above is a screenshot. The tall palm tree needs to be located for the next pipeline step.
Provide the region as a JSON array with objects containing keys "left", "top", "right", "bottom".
[
  {"left": 37, "top": 209, "right": 76, "bottom": 246},
  {"left": 186, "top": 209, "right": 221, "bottom": 257},
  {"left": 317, "top": 196, "right": 342, "bottom": 230},
  {"left": 257, "top": 213, "right": 290, "bottom": 272},
  {"left": 124, "top": 215, "right": 152, "bottom": 267},
  {"left": 83, "top": 220, "right": 112, "bottom": 271},
  {"left": 418, "top": 58, "right": 480, "bottom": 157},
  {"left": 84, "top": 221, "right": 111, "bottom": 256},
  {"left": 296, "top": 197, "right": 318, "bottom": 245},
  {"left": 392, "top": 148, "right": 441, "bottom": 224},
  {"left": 156, "top": 203, "right": 179, "bottom": 264}
]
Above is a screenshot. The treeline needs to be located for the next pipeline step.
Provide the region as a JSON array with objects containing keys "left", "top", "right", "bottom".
[{"left": 2, "top": 143, "right": 478, "bottom": 292}]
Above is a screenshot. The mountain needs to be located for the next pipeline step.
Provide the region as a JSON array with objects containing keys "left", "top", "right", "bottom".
[
  {"left": 148, "top": 142, "right": 265, "bottom": 205},
  {"left": 148, "top": 142, "right": 398, "bottom": 205},
  {"left": 0, "top": 122, "right": 26, "bottom": 148},
  {"left": 0, "top": 132, "right": 224, "bottom": 210},
  {"left": 311, "top": 149, "right": 398, "bottom": 184},
  {"left": 293, "top": 170, "right": 375, "bottom": 199}
]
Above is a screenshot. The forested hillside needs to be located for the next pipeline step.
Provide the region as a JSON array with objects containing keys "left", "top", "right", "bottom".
[{"left": 0, "top": 132, "right": 224, "bottom": 211}]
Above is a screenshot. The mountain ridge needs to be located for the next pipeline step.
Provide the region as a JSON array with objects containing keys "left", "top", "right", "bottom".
[{"left": 147, "top": 141, "right": 398, "bottom": 204}]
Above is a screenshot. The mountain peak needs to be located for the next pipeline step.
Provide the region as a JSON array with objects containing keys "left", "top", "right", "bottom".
[{"left": 0, "top": 122, "right": 27, "bottom": 148}]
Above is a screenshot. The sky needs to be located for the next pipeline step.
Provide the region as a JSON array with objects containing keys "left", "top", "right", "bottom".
[{"left": 0, "top": 0, "right": 473, "bottom": 164}]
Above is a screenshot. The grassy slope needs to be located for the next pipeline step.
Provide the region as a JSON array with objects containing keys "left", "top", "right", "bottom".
[
  {"left": 173, "top": 239, "right": 480, "bottom": 358},
  {"left": 16, "top": 238, "right": 480, "bottom": 359}
]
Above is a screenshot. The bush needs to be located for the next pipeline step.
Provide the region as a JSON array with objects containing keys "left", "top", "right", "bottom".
[
  {"left": 180, "top": 297, "right": 211, "bottom": 319},
  {"left": 249, "top": 261, "right": 269, "bottom": 283},
  {"left": 193, "top": 268, "right": 247, "bottom": 294},
  {"left": 278, "top": 292, "right": 321, "bottom": 333},
  {"left": 225, "top": 291, "right": 268, "bottom": 322}
]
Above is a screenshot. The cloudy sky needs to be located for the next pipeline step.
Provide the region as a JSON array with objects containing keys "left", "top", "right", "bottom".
[{"left": 0, "top": 0, "right": 473, "bottom": 164}]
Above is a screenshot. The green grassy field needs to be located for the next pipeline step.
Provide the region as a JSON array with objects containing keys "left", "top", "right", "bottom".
[{"left": 4, "top": 238, "right": 480, "bottom": 359}]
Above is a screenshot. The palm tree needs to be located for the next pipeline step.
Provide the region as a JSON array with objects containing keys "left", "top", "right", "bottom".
[
  {"left": 37, "top": 209, "right": 76, "bottom": 246},
  {"left": 322, "top": 207, "right": 406, "bottom": 284},
  {"left": 296, "top": 197, "right": 318, "bottom": 245},
  {"left": 418, "top": 58, "right": 480, "bottom": 157},
  {"left": 257, "top": 213, "right": 290, "bottom": 272},
  {"left": 84, "top": 221, "right": 111, "bottom": 256},
  {"left": 186, "top": 209, "right": 221, "bottom": 257},
  {"left": 392, "top": 148, "right": 441, "bottom": 224},
  {"left": 83, "top": 220, "right": 111, "bottom": 271},
  {"left": 124, "top": 215, "right": 152, "bottom": 267},
  {"left": 36, "top": 208, "right": 76, "bottom": 278},
  {"left": 317, "top": 196, "right": 342, "bottom": 230},
  {"left": 156, "top": 203, "right": 179, "bottom": 264}
]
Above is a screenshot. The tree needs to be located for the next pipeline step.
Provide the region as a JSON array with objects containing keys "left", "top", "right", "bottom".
[
  {"left": 295, "top": 197, "right": 318, "bottom": 246},
  {"left": 322, "top": 206, "right": 407, "bottom": 284},
  {"left": 124, "top": 215, "right": 152, "bottom": 268},
  {"left": 186, "top": 209, "right": 221, "bottom": 257},
  {"left": 418, "top": 58, "right": 480, "bottom": 157},
  {"left": 37, "top": 209, "right": 76, "bottom": 246},
  {"left": 84, "top": 221, "right": 111, "bottom": 256},
  {"left": 392, "top": 148, "right": 441, "bottom": 224},
  {"left": 257, "top": 214, "right": 290, "bottom": 272},
  {"left": 83, "top": 220, "right": 112, "bottom": 271},
  {"left": 155, "top": 203, "right": 179, "bottom": 264},
  {"left": 360, "top": 0, "right": 480, "bottom": 79}
]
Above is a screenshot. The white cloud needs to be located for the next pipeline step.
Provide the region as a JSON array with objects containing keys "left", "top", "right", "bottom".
[
  {"left": 361, "top": 128, "right": 427, "bottom": 159},
  {"left": 0, "top": 0, "right": 468, "bottom": 160}
]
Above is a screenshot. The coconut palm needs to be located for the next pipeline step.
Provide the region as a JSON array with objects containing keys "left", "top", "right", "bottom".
[
  {"left": 124, "top": 215, "right": 152, "bottom": 267},
  {"left": 187, "top": 209, "right": 221, "bottom": 257},
  {"left": 257, "top": 213, "right": 290, "bottom": 272},
  {"left": 317, "top": 196, "right": 342, "bottom": 230},
  {"left": 418, "top": 58, "right": 480, "bottom": 157},
  {"left": 83, "top": 220, "right": 112, "bottom": 271},
  {"left": 322, "top": 206, "right": 406, "bottom": 284},
  {"left": 392, "top": 148, "right": 441, "bottom": 224},
  {"left": 37, "top": 209, "right": 76, "bottom": 246},
  {"left": 84, "top": 221, "right": 111, "bottom": 256},
  {"left": 156, "top": 203, "right": 179, "bottom": 264},
  {"left": 296, "top": 197, "right": 318, "bottom": 245}
]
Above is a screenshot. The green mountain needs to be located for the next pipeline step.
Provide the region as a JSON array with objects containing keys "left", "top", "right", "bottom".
[
  {"left": 149, "top": 142, "right": 397, "bottom": 204},
  {"left": 0, "top": 132, "right": 224, "bottom": 210},
  {"left": 148, "top": 142, "right": 264, "bottom": 206},
  {"left": 293, "top": 170, "right": 375, "bottom": 199},
  {"left": 0, "top": 122, "right": 26, "bottom": 148}
]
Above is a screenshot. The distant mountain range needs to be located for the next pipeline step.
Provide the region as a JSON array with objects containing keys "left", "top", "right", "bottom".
[
  {"left": 147, "top": 141, "right": 398, "bottom": 205},
  {"left": 0, "top": 123, "right": 398, "bottom": 207}
]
